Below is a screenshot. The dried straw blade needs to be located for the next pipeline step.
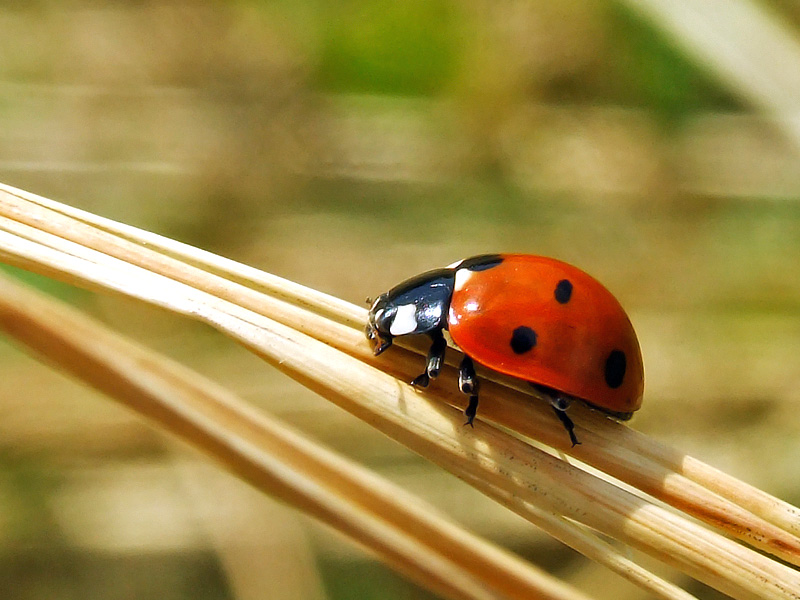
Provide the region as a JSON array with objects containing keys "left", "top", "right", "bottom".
[
  {"left": 0, "top": 233, "right": 792, "bottom": 600},
  {"left": 0, "top": 182, "right": 797, "bottom": 560},
  {"left": 0, "top": 184, "right": 799, "bottom": 598}
]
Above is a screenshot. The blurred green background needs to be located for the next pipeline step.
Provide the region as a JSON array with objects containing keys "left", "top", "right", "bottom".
[{"left": 1, "top": 1, "right": 800, "bottom": 599}]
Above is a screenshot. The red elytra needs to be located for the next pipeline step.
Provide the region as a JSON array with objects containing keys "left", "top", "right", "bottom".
[{"left": 448, "top": 254, "right": 644, "bottom": 415}]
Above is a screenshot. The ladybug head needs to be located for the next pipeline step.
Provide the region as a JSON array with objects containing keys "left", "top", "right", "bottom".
[
  {"left": 366, "top": 268, "right": 456, "bottom": 355},
  {"left": 367, "top": 294, "right": 392, "bottom": 335},
  {"left": 367, "top": 292, "right": 424, "bottom": 342},
  {"left": 366, "top": 294, "right": 396, "bottom": 355}
]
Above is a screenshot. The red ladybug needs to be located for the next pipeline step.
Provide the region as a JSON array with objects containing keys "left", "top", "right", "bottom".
[{"left": 366, "top": 254, "right": 644, "bottom": 445}]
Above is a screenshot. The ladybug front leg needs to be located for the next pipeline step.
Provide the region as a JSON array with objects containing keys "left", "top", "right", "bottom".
[
  {"left": 458, "top": 355, "right": 480, "bottom": 427},
  {"left": 411, "top": 330, "right": 447, "bottom": 388}
]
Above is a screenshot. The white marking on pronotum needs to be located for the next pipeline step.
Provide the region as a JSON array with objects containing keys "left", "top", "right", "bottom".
[
  {"left": 453, "top": 268, "right": 475, "bottom": 292},
  {"left": 417, "top": 303, "right": 442, "bottom": 325},
  {"left": 446, "top": 259, "right": 465, "bottom": 269},
  {"left": 390, "top": 304, "right": 419, "bottom": 336}
]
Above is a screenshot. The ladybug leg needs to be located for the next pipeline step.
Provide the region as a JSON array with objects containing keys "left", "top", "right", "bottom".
[
  {"left": 549, "top": 396, "right": 580, "bottom": 447},
  {"left": 458, "top": 355, "right": 480, "bottom": 427},
  {"left": 373, "top": 335, "right": 392, "bottom": 356},
  {"left": 411, "top": 330, "right": 447, "bottom": 388}
]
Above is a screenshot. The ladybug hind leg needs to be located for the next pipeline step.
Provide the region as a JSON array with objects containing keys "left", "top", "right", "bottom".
[
  {"left": 530, "top": 383, "right": 580, "bottom": 446},
  {"left": 551, "top": 405, "right": 579, "bottom": 447},
  {"left": 458, "top": 355, "right": 480, "bottom": 427},
  {"left": 411, "top": 330, "right": 447, "bottom": 388}
]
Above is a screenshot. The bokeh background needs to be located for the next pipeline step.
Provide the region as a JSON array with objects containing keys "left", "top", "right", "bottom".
[{"left": 1, "top": 1, "right": 800, "bottom": 599}]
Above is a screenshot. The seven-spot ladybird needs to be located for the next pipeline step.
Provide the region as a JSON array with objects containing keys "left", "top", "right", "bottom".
[{"left": 366, "top": 254, "right": 644, "bottom": 445}]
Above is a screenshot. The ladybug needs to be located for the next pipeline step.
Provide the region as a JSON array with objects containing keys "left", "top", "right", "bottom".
[{"left": 366, "top": 254, "right": 644, "bottom": 445}]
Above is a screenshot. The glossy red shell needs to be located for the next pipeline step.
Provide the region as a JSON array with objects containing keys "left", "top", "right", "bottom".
[{"left": 448, "top": 255, "right": 644, "bottom": 414}]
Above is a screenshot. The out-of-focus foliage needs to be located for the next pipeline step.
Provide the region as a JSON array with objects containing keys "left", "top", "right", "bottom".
[{"left": 0, "top": 1, "right": 799, "bottom": 599}]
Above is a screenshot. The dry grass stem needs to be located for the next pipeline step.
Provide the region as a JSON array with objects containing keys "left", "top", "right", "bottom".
[
  {"left": 1, "top": 183, "right": 798, "bottom": 553},
  {"left": 460, "top": 476, "right": 700, "bottom": 600},
  {"left": 0, "top": 183, "right": 799, "bottom": 599}
]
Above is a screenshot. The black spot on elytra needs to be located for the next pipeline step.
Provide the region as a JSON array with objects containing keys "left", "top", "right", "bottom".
[
  {"left": 510, "top": 326, "right": 537, "bottom": 354},
  {"left": 554, "top": 279, "right": 573, "bottom": 304},
  {"left": 460, "top": 254, "right": 504, "bottom": 272},
  {"left": 604, "top": 350, "right": 626, "bottom": 388}
]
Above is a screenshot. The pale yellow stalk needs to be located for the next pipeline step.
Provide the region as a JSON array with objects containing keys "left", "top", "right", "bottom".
[
  {"left": 0, "top": 182, "right": 798, "bottom": 599},
  {"left": 2, "top": 182, "right": 798, "bottom": 564}
]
